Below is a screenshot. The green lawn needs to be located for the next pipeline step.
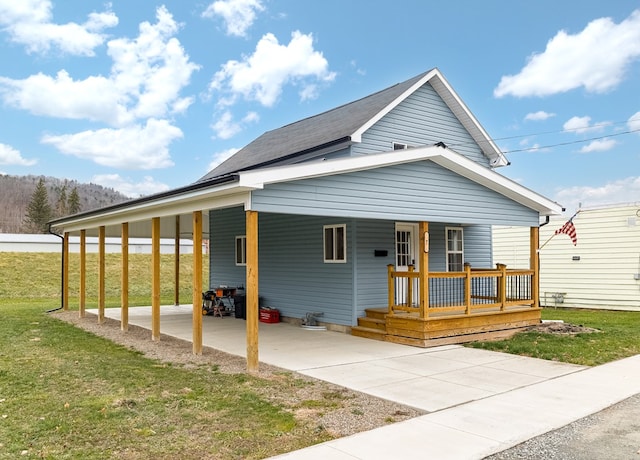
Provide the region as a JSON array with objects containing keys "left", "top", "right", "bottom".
[
  {"left": 466, "top": 308, "right": 640, "bottom": 366},
  {"left": 0, "top": 299, "right": 333, "bottom": 459}
]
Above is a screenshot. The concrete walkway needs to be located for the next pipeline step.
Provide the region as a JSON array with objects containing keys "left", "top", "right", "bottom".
[{"left": 97, "top": 306, "right": 640, "bottom": 459}]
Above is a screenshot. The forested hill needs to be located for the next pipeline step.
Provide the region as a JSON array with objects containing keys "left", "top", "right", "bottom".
[{"left": 0, "top": 174, "right": 129, "bottom": 233}]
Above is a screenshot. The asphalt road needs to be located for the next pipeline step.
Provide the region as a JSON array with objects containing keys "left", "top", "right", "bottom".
[{"left": 486, "top": 393, "right": 640, "bottom": 459}]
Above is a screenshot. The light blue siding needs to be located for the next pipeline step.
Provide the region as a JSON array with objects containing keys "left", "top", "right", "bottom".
[
  {"left": 210, "top": 209, "right": 495, "bottom": 325},
  {"left": 353, "top": 83, "right": 489, "bottom": 166},
  {"left": 251, "top": 160, "right": 539, "bottom": 226}
]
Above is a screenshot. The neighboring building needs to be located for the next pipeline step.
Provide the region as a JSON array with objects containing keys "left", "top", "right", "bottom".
[
  {"left": 0, "top": 233, "right": 197, "bottom": 254},
  {"left": 50, "top": 68, "right": 562, "bottom": 366},
  {"left": 493, "top": 204, "right": 640, "bottom": 311}
]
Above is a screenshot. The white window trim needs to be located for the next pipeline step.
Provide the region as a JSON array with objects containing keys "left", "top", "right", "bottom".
[
  {"left": 235, "top": 235, "right": 246, "bottom": 266},
  {"left": 323, "top": 224, "right": 347, "bottom": 263},
  {"left": 445, "top": 227, "right": 464, "bottom": 272}
]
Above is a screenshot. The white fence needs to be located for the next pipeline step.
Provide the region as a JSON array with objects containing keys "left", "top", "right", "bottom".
[{"left": 0, "top": 233, "right": 198, "bottom": 254}]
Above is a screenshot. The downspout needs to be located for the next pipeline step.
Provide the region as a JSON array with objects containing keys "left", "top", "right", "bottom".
[{"left": 46, "top": 224, "right": 65, "bottom": 313}]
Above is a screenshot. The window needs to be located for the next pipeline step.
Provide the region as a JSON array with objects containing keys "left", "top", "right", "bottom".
[
  {"left": 393, "top": 142, "right": 408, "bottom": 150},
  {"left": 235, "top": 236, "right": 246, "bottom": 265},
  {"left": 324, "top": 224, "right": 346, "bottom": 263},
  {"left": 446, "top": 227, "right": 463, "bottom": 272}
]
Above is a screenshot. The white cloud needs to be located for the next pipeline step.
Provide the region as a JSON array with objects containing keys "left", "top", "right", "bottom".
[
  {"left": 202, "top": 0, "right": 264, "bottom": 37},
  {"left": 563, "top": 116, "right": 610, "bottom": 134},
  {"left": 629, "top": 112, "right": 640, "bottom": 132},
  {"left": 495, "top": 9, "right": 640, "bottom": 97},
  {"left": 92, "top": 174, "right": 170, "bottom": 198},
  {"left": 41, "top": 119, "right": 182, "bottom": 169},
  {"left": 524, "top": 111, "right": 555, "bottom": 121},
  {"left": 579, "top": 138, "right": 617, "bottom": 153},
  {"left": 555, "top": 176, "right": 640, "bottom": 212},
  {"left": 0, "top": 0, "right": 118, "bottom": 56},
  {"left": 0, "top": 6, "right": 199, "bottom": 128},
  {"left": 210, "top": 31, "right": 336, "bottom": 108},
  {"left": 208, "top": 147, "right": 240, "bottom": 170},
  {"left": 0, "top": 143, "right": 37, "bottom": 165},
  {"left": 211, "top": 111, "right": 242, "bottom": 139}
]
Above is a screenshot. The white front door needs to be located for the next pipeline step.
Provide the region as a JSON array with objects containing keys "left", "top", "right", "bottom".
[{"left": 395, "top": 223, "right": 419, "bottom": 306}]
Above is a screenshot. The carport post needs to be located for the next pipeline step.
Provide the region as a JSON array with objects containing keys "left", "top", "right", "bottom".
[
  {"left": 192, "top": 211, "right": 203, "bottom": 355},
  {"left": 121, "top": 222, "right": 129, "bottom": 331},
  {"left": 246, "top": 210, "right": 259, "bottom": 372},
  {"left": 152, "top": 217, "right": 161, "bottom": 341},
  {"left": 79, "top": 230, "right": 86, "bottom": 318},
  {"left": 63, "top": 232, "right": 69, "bottom": 311},
  {"left": 98, "top": 226, "right": 105, "bottom": 323},
  {"left": 174, "top": 215, "right": 180, "bottom": 306}
]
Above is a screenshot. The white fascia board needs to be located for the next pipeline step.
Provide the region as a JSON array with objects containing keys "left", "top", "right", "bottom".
[
  {"left": 238, "top": 146, "right": 444, "bottom": 188},
  {"left": 351, "top": 69, "right": 439, "bottom": 143},
  {"left": 51, "top": 183, "right": 253, "bottom": 234},
  {"left": 428, "top": 74, "right": 509, "bottom": 168},
  {"left": 431, "top": 149, "right": 563, "bottom": 215}
]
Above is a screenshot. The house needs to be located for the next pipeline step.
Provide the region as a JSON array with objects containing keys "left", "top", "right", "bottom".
[
  {"left": 49, "top": 68, "right": 562, "bottom": 370},
  {"left": 493, "top": 204, "right": 640, "bottom": 311}
]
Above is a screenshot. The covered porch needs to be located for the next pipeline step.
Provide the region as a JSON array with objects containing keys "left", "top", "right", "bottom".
[{"left": 352, "top": 223, "right": 541, "bottom": 347}]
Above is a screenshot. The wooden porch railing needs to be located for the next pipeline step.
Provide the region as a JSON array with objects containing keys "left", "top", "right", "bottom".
[{"left": 387, "top": 263, "right": 536, "bottom": 318}]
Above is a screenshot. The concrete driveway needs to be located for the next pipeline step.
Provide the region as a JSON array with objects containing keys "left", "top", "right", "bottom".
[{"left": 98, "top": 305, "right": 584, "bottom": 413}]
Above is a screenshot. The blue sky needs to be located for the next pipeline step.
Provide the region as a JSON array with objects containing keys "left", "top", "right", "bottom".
[{"left": 0, "top": 0, "right": 639, "bottom": 214}]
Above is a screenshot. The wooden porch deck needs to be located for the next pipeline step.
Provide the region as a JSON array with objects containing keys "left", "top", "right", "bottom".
[
  {"left": 351, "top": 306, "right": 540, "bottom": 347},
  {"left": 351, "top": 260, "right": 541, "bottom": 347}
]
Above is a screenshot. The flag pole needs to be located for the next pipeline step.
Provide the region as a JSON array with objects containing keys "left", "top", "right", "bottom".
[{"left": 539, "top": 210, "right": 580, "bottom": 250}]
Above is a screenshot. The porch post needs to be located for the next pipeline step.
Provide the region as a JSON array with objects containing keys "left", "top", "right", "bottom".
[
  {"left": 63, "top": 232, "right": 69, "bottom": 311},
  {"left": 121, "top": 222, "right": 129, "bottom": 332},
  {"left": 98, "top": 226, "right": 105, "bottom": 323},
  {"left": 192, "top": 211, "right": 203, "bottom": 355},
  {"left": 79, "top": 230, "right": 86, "bottom": 318},
  {"left": 530, "top": 226, "right": 540, "bottom": 308},
  {"left": 174, "top": 215, "right": 180, "bottom": 306},
  {"left": 418, "top": 221, "right": 429, "bottom": 318},
  {"left": 246, "top": 210, "right": 259, "bottom": 372},
  {"left": 151, "top": 217, "right": 161, "bottom": 341}
]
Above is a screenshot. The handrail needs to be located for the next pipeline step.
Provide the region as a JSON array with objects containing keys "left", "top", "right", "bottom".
[{"left": 388, "top": 265, "right": 535, "bottom": 316}]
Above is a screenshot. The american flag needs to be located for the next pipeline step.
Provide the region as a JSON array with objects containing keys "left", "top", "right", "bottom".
[{"left": 554, "top": 219, "right": 577, "bottom": 246}]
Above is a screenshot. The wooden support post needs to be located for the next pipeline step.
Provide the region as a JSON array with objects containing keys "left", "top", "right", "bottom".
[
  {"left": 174, "top": 215, "right": 180, "bottom": 306},
  {"left": 497, "top": 263, "right": 507, "bottom": 310},
  {"left": 407, "top": 265, "right": 414, "bottom": 309},
  {"left": 246, "top": 210, "right": 259, "bottom": 373},
  {"left": 63, "top": 232, "right": 69, "bottom": 311},
  {"left": 418, "top": 221, "right": 429, "bottom": 319},
  {"left": 192, "top": 211, "right": 203, "bottom": 355},
  {"left": 530, "top": 226, "right": 540, "bottom": 308},
  {"left": 387, "top": 264, "right": 394, "bottom": 314},
  {"left": 98, "top": 226, "right": 105, "bottom": 323},
  {"left": 151, "top": 217, "right": 161, "bottom": 341},
  {"left": 79, "top": 230, "right": 86, "bottom": 318},
  {"left": 464, "top": 264, "right": 472, "bottom": 315},
  {"left": 121, "top": 222, "right": 129, "bottom": 332}
]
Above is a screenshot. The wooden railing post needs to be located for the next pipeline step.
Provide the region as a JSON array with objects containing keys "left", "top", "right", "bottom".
[
  {"left": 418, "top": 221, "right": 429, "bottom": 319},
  {"left": 497, "top": 263, "right": 507, "bottom": 310},
  {"left": 407, "top": 265, "right": 414, "bottom": 309},
  {"left": 387, "top": 264, "right": 394, "bottom": 314},
  {"left": 464, "top": 263, "right": 472, "bottom": 315}
]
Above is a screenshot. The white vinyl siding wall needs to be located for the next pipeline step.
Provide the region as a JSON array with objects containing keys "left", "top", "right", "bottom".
[{"left": 493, "top": 205, "right": 640, "bottom": 311}]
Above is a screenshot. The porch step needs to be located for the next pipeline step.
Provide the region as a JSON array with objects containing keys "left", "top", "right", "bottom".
[
  {"left": 351, "top": 325, "right": 387, "bottom": 342},
  {"left": 363, "top": 307, "right": 388, "bottom": 321},
  {"left": 357, "top": 316, "right": 386, "bottom": 331}
]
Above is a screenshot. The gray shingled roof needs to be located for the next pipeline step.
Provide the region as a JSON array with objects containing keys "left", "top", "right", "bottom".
[{"left": 199, "top": 70, "right": 431, "bottom": 181}]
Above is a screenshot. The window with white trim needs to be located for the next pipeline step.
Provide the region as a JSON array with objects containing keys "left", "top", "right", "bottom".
[
  {"left": 446, "top": 227, "right": 464, "bottom": 272},
  {"left": 235, "top": 235, "right": 246, "bottom": 266},
  {"left": 323, "top": 224, "right": 346, "bottom": 263}
]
